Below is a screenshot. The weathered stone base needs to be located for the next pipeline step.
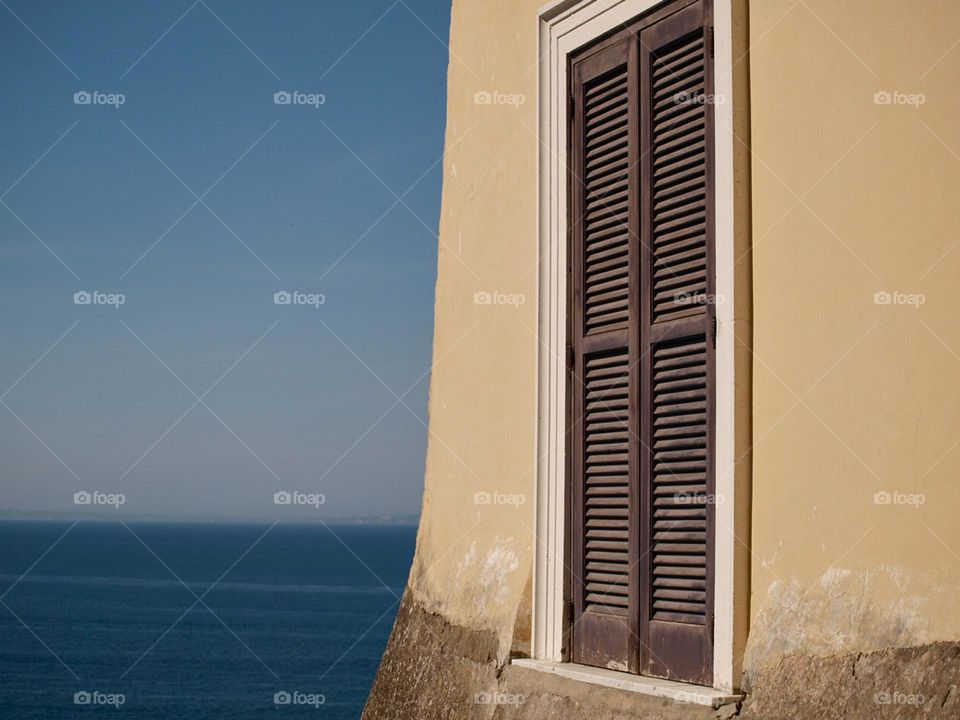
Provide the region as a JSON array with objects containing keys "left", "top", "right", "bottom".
[
  {"left": 363, "top": 594, "right": 960, "bottom": 720},
  {"left": 739, "top": 642, "right": 960, "bottom": 720},
  {"left": 362, "top": 593, "right": 717, "bottom": 720},
  {"left": 361, "top": 591, "right": 500, "bottom": 720}
]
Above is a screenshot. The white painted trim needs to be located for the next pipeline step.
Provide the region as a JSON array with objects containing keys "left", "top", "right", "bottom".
[
  {"left": 512, "top": 659, "right": 743, "bottom": 708},
  {"left": 711, "top": 0, "right": 737, "bottom": 694},
  {"left": 534, "top": 0, "right": 739, "bottom": 692}
]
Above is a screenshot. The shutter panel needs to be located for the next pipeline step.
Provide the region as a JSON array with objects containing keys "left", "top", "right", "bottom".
[
  {"left": 569, "top": 33, "right": 641, "bottom": 673},
  {"left": 639, "top": 0, "right": 715, "bottom": 686}
]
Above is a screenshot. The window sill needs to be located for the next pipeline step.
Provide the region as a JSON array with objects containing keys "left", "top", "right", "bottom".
[{"left": 510, "top": 659, "right": 742, "bottom": 708}]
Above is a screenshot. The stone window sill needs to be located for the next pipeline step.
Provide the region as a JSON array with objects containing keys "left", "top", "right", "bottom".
[{"left": 510, "top": 658, "right": 743, "bottom": 709}]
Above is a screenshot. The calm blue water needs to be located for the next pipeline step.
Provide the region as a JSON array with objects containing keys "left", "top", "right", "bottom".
[{"left": 0, "top": 522, "right": 416, "bottom": 719}]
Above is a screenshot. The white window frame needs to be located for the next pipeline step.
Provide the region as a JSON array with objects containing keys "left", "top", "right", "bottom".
[{"left": 530, "top": 0, "right": 739, "bottom": 695}]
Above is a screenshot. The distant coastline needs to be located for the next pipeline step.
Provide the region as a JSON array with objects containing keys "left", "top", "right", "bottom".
[{"left": 0, "top": 509, "right": 421, "bottom": 526}]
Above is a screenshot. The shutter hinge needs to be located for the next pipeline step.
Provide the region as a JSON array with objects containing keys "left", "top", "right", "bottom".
[
  {"left": 568, "top": 92, "right": 575, "bottom": 119},
  {"left": 708, "top": 26, "right": 715, "bottom": 59},
  {"left": 566, "top": 345, "right": 575, "bottom": 369},
  {"left": 711, "top": 316, "right": 718, "bottom": 349}
]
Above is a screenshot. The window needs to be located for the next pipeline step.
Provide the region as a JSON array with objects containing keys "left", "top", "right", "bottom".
[
  {"left": 529, "top": 0, "right": 741, "bottom": 698},
  {"left": 569, "top": 0, "right": 715, "bottom": 685}
]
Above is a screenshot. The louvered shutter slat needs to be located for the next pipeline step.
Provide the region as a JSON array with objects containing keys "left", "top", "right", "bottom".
[{"left": 582, "top": 349, "right": 631, "bottom": 612}]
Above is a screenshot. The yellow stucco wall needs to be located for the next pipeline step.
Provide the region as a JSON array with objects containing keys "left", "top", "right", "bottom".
[{"left": 746, "top": 0, "right": 960, "bottom": 675}]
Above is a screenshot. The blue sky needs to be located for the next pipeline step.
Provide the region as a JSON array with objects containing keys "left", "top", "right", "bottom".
[{"left": 0, "top": 0, "right": 451, "bottom": 520}]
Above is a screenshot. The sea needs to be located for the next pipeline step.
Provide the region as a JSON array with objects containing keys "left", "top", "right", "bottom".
[{"left": 0, "top": 521, "right": 417, "bottom": 719}]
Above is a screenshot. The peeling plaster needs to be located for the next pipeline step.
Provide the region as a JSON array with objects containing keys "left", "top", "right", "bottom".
[
  {"left": 476, "top": 537, "right": 521, "bottom": 608},
  {"left": 413, "top": 533, "right": 526, "bottom": 660},
  {"left": 744, "top": 565, "right": 950, "bottom": 675}
]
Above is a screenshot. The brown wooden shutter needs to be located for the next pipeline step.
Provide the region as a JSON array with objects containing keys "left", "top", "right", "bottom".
[
  {"left": 569, "top": 32, "right": 641, "bottom": 673},
  {"left": 568, "top": 0, "right": 714, "bottom": 684},
  {"left": 638, "top": 0, "right": 715, "bottom": 686}
]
